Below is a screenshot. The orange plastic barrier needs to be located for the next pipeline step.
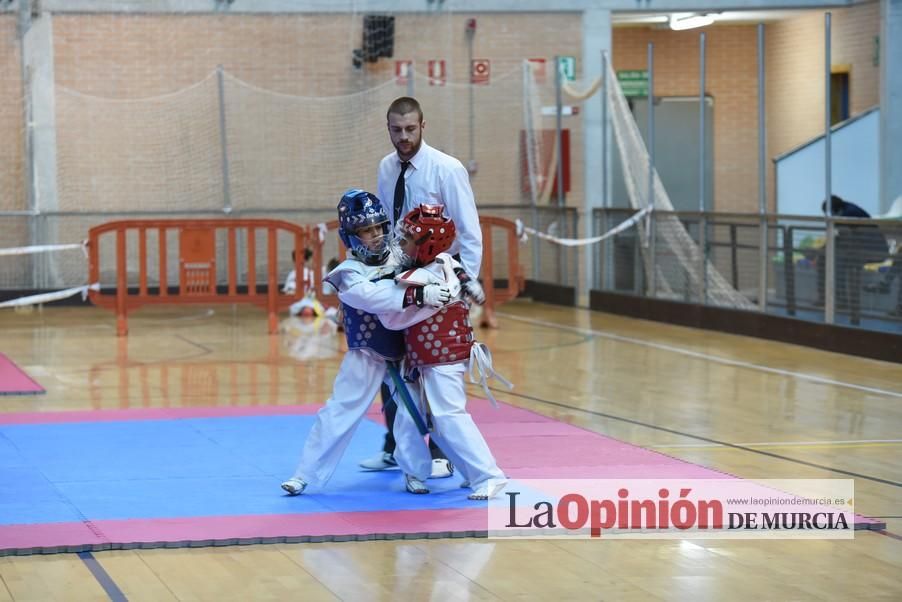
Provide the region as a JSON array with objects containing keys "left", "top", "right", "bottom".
[
  {"left": 88, "top": 219, "right": 312, "bottom": 335},
  {"left": 89, "top": 216, "right": 524, "bottom": 335},
  {"left": 478, "top": 216, "right": 525, "bottom": 304}
]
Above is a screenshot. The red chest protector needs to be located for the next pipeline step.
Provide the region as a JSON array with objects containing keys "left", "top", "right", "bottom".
[{"left": 404, "top": 301, "right": 474, "bottom": 368}]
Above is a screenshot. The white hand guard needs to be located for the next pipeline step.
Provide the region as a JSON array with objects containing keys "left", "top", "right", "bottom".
[{"left": 422, "top": 284, "right": 452, "bottom": 308}]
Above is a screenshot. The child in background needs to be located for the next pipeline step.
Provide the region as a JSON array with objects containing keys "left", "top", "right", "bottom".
[{"left": 284, "top": 248, "right": 340, "bottom": 318}]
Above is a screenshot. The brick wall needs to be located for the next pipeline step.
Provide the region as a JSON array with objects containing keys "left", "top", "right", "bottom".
[
  {"left": 50, "top": 12, "right": 583, "bottom": 212},
  {"left": 0, "top": 16, "right": 25, "bottom": 212},
  {"left": 0, "top": 9, "right": 884, "bottom": 219},
  {"left": 614, "top": 25, "right": 760, "bottom": 214}
]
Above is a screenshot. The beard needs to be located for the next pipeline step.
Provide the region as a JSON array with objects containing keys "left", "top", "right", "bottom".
[{"left": 394, "top": 135, "right": 422, "bottom": 161}]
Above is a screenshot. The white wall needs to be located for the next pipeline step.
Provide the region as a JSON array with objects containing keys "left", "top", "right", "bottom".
[{"left": 776, "top": 108, "right": 879, "bottom": 216}]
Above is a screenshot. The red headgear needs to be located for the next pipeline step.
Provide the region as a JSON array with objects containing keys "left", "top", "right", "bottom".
[{"left": 400, "top": 204, "right": 456, "bottom": 266}]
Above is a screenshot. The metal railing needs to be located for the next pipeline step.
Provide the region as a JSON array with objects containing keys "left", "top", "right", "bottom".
[
  {"left": 593, "top": 208, "right": 901, "bottom": 331},
  {"left": 4, "top": 205, "right": 900, "bottom": 333}
]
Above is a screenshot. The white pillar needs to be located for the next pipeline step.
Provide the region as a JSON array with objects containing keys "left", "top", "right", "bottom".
[
  {"left": 23, "top": 11, "right": 59, "bottom": 287},
  {"left": 581, "top": 8, "right": 611, "bottom": 300},
  {"left": 24, "top": 12, "right": 58, "bottom": 215}
]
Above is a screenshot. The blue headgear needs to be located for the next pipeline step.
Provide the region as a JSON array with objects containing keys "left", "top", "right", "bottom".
[{"left": 337, "top": 189, "right": 391, "bottom": 265}]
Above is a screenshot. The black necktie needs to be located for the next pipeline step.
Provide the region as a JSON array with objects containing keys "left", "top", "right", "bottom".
[{"left": 393, "top": 161, "right": 410, "bottom": 223}]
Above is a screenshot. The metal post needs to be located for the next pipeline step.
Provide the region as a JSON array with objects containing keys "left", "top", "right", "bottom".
[
  {"left": 555, "top": 55, "right": 565, "bottom": 207},
  {"left": 824, "top": 13, "right": 835, "bottom": 324},
  {"left": 784, "top": 226, "right": 797, "bottom": 316},
  {"left": 18, "top": 1, "right": 37, "bottom": 287},
  {"left": 730, "top": 224, "right": 739, "bottom": 288},
  {"left": 466, "top": 22, "right": 475, "bottom": 166},
  {"left": 697, "top": 216, "right": 707, "bottom": 304},
  {"left": 554, "top": 56, "right": 566, "bottom": 285},
  {"left": 523, "top": 61, "right": 541, "bottom": 281},
  {"left": 635, "top": 222, "right": 644, "bottom": 295},
  {"left": 825, "top": 13, "right": 833, "bottom": 208},
  {"left": 648, "top": 211, "right": 657, "bottom": 297},
  {"left": 531, "top": 208, "right": 541, "bottom": 283},
  {"left": 598, "top": 210, "right": 606, "bottom": 290},
  {"left": 647, "top": 42, "right": 657, "bottom": 297},
  {"left": 647, "top": 44, "right": 655, "bottom": 210},
  {"left": 216, "top": 66, "right": 232, "bottom": 213},
  {"left": 825, "top": 220, "right": 836, "bottom": 323},
  {"left": 600, "top": 50, "right": 610, "bottom": 291},
  {"left": 699, "top": 32, "right": 707, "bottom": 215},
  {"left": 757, "top": 23, "right": 769, "bottom": 312},
  {"left": 698, "top": 32, "right": 708, "bottom": 304}
]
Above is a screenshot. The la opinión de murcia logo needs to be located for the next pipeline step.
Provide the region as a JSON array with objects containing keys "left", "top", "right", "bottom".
[{"left": 491, "top": 480, "right": 854, "bottom": 539}]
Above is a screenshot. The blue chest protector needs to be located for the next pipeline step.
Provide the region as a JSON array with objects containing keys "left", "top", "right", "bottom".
[{"left": 341, "top": 303, "right": 404, "bottom": 361}]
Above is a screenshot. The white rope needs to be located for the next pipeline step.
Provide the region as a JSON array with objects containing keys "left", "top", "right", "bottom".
[
  {"left": 562, "top": 76, "right": 602, "bottom": 101},
  {"left": 468, "top": 342, "right": 513, "bottom": 408},
  {"left": 0, "top": 283, "right": 100, "bottom": 309},
  {"left": 0, "top": 241, "right": 87, "bottom": 257},
  {"left": 514, "top": 206, "right": 652, "bottom": 248}
]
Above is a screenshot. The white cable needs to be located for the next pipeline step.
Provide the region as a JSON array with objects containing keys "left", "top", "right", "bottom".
[
  {"left": 515, "top": 206, "right": 652, "bottom": 248},
  {"left": 562, "top": 77, "right": 602, "bottom": 101},
  {"left": 0, "top": 283, "right": 100, "bottom": 309},
  {"left": 0, "top": 241, "right": 87, "bottom": 257}
]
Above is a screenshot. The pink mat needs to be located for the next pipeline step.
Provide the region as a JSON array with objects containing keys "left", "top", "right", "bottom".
[
  {"left": 0, "top": 353, "right": 44, "bottom": 395},
  {"left": 0, "top": 509, "right": 491, "bottom": 554}
]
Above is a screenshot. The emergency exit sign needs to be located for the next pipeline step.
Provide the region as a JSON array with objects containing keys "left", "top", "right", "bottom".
[
  {"left": 557, "top": 56, "right": 576, "bottom": 81},
  {"left": 617, "top": 70, "right": 648, "bottom": 97}
]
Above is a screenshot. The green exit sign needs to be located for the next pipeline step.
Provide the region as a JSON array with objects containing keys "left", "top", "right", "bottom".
[
  {"left": 557, "top": 56, "right": 576, "bottom": 81},
  {"left": 617, "top": 69, "right": 648, "bottom": 97}
]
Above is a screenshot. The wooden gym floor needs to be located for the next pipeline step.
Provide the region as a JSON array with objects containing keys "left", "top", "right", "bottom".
[{"left": 0, "top": 300, "right": 900, "bottom": 601}]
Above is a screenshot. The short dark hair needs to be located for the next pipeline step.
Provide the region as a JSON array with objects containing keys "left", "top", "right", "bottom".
[
  {"left": 821, "top": 194, "right": 845, "bottom": 214},
  {"left": 387, "top": 97, "right": 423, "bottom": 122},
  {"left": 292, "top": 248, "right": 314, "bottom": 262}
]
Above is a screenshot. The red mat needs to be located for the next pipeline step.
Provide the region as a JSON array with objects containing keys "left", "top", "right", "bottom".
[{"left": 0, "top": 353, "right": 44, "bottom": 395}]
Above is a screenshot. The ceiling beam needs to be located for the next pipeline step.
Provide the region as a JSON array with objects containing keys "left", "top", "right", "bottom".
[{"left": 38, "top": 0, "right": 863, "bottom": 15}]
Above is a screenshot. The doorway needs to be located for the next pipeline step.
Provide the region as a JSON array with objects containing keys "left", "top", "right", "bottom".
[{"left": 611, "top": 96, "right": 715, "bottom": 212}]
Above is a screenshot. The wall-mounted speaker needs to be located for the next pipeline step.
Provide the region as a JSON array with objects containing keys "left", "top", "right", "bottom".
[{"left": 362, "top": 15, "right": 394, "bottom": 62}]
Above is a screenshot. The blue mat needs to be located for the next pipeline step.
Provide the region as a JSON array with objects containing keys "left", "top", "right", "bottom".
[{"left": 0, "top": 414, "right": 473, "bottom": 527}]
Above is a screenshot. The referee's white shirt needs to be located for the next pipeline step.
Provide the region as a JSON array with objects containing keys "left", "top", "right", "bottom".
[{"left": 377, "top": 141, "right": 483, "bottom": 279}]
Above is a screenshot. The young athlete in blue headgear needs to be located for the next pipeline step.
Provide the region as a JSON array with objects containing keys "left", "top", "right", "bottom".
[{"left": 280, "top": 189, "right": 450, "bottom": 496}]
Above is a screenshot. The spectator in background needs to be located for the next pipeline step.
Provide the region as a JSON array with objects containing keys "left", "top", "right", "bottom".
[
  {"left": 282, "top": 248, "right": 313, "bottom": 295},
  {"left": 863, "top": 196, "right": 902, "bottom": 317},
  {"left": 284, "top": 248, "right": 340, "bottom": 318},
  {"left": 816, "top": 195, "right": 888, "bottom": 323}
]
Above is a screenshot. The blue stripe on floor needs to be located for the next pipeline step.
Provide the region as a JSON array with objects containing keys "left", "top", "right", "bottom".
[{"left": 78, "top": 551, "right": 128, "bottom": 601}]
